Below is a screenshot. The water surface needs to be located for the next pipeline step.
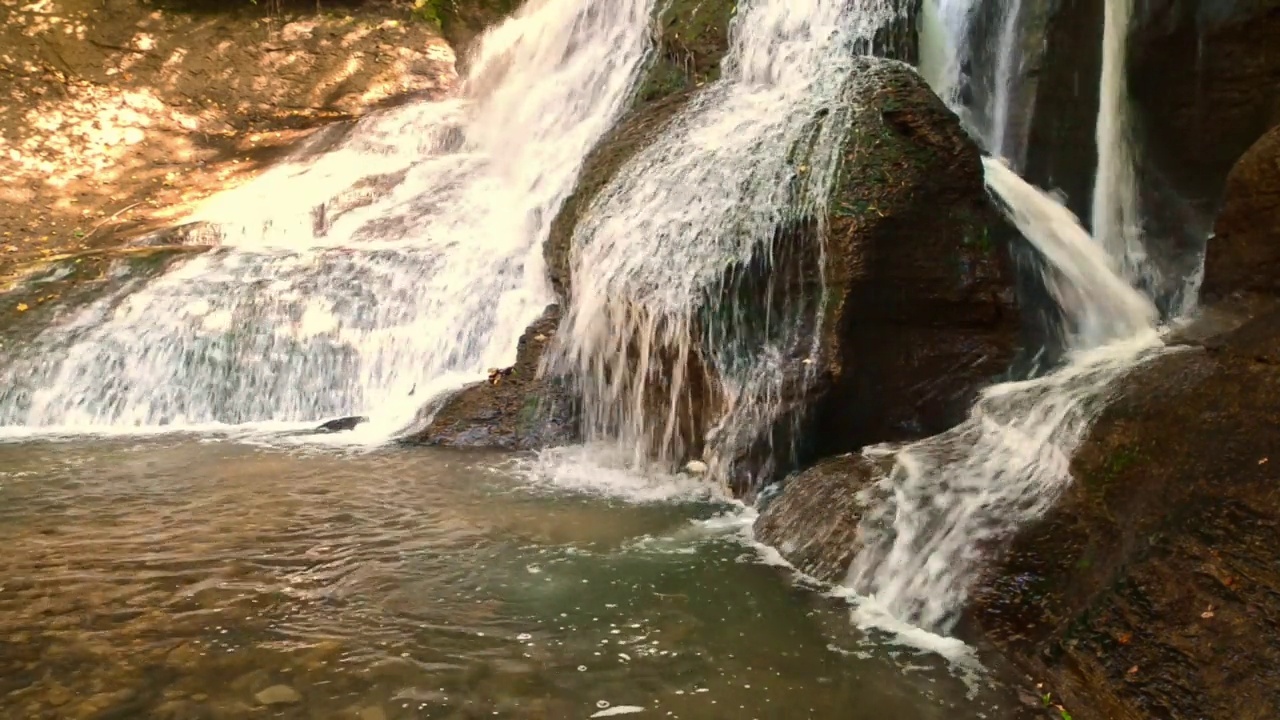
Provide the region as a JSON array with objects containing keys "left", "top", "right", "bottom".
[{"left": 0, "top": 439, "right": 1028, "bottom": 718}]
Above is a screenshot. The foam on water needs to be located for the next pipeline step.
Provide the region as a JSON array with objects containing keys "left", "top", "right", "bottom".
[{"left": 0, "top": 0, "right": 657, "bottom": 439}]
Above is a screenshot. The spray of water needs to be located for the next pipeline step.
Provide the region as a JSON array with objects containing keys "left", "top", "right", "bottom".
[
  {"left": 547, "top": 0, "right": 907, "bottom": 488},
  {"left": 0, "top": 0, "right": 657, "bottom": 438},
  {"left": 844, "top": 161, "right": 1164, "bottom": 632}
]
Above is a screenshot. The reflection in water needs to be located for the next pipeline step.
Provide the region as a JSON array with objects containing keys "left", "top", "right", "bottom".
[{"left": 0, "top": 440, "right": 1028, "bottom": 718}]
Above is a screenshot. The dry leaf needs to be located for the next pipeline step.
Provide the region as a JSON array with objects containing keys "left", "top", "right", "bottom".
[
  {"left": 1117, "top": 632, "right": 1133, "bottom": 645},
  {"left": 1201, "top": 605, "right": 1216, "bottom": 619},
  {"left": 15, "top": 303, "right": 29, "bottom": 312},
  {"left": 1127, "top": 666, "right": 1139, "bottom": 676}
]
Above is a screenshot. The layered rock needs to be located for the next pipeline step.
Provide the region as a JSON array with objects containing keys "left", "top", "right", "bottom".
[{"left": 753, "top": 454, "right": 880, "bottom": 583}]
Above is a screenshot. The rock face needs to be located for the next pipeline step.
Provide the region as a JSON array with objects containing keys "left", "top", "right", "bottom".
[
  {"left": 404, "top": 307, "right": 576, "bottom": 450},
  {"left": 969, "top": 311, "right": 1280, "bottom": 720},
  {"left": 1203, "top": 124, "right": 1280, "bottom": 300},
  {"left": 1130, "top": 0, "right": 1280, "bottom": 223},
  {"left": 753, "top": 454, "right": 879, "bottom": 583}
]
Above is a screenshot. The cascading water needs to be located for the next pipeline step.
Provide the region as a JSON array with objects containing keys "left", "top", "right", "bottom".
[
  {"left": 844, "top": 0, "right": 1171, "bottom": 632},
  {"left": 916, "top": 0, "right": 1028, "bottom": 163},
  {"left": 846, "top": 160, "right": 1163, "bottom": 631},
  {"left": 0, "top": 0, "right": 656, "bottom": 437},
  {"left": 547, "top": 0, "right": 907, "bottom": 487},
  {"left": 1091, "top": 0, "right": 1156, "bottom": 291}
]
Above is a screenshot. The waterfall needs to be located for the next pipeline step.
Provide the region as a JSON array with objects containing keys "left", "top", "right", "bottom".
[
  {"left": 0, "top": 0, "right": 656, "bottom": 436},
  {"left": 843, "top": 0, "right": 1173, "bottom": 632},
  {"left": 846, "top": 161, "right": 1163, "bottom": 632},
  {"left": 1091, "top": 0, "right": 1155, "bottom": 290},
  {"left": 547, "top": 0, "right": 907, "bottom": 487},
  {"left": 915, "top": 0, "right": 1028, "bottom": 162}
]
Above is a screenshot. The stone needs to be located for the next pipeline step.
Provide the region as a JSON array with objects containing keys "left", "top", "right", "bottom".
[
  {"left": 1203, "top": 124, "right": 1280, "bottom": 300},
  {"left": 544, "top": 58, "right": 1018, "bottom": 494},
  {"left": 753, "top": 454, "right": 880, "bottom": 583},
  {"left": 402, "top": 306, "right": 576, "bottom": 450},
  {"left": 254, "top": 684, "right": 302, "bottom": 706},
  {"left": 360, "top": 706, "right": 388, "bottom": 720}
]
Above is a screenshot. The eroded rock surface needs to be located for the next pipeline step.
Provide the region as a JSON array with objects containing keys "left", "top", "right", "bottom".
[
  {"left": 753, "top": 454, "right": 879, "bottom": 584},
  {"left": 404, "top": 307, "right": 575, "bottom": 450}
]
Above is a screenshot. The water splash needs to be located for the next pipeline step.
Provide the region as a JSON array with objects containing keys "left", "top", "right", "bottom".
[
  {"left": 844, "top": 161, "right": 1164, "bottom": 632},
  {"left": 0, "top": 0, "right": 657, "bottom": 438},
  {"left": 548, "top": 0, "right": 907, "bottom": 488}
]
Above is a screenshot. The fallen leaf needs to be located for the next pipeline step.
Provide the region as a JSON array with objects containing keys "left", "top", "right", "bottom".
[
  {"left": 1201, "top": 605, "right": 1215, "bottom": 619},
  {"left": 1127, "top": 665, "right": 1139, "bottom": 675},
  {"left": 16, "top": 303, "right": 29, "bottom": 312},
  {"left": 1117, "top": 632, "right": 1132, "bottom": 645},
  {"left": 1259, "top": 458, "right": 1268, "bottom": 465}
]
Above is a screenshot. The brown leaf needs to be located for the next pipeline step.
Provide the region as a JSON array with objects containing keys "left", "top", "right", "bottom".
[
  {"left": 1127, "top": 665, "right": 1139, "bottom": 676},
  {"left": 15, "top": 303, "right": 29, "bottom": 312},
  {"left": 1117, "top": 632, "right": 1132, "bottom": 645}
]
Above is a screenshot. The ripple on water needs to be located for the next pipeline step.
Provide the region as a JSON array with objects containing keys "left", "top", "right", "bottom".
[{"left": 0, "top": 438, "right": 1032, "bottom": 719}]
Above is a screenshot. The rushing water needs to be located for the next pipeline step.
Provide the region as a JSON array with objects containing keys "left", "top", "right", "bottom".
[
  {"left": 0, "top": 0, "right": 656, "bottom": 438},
  {"left": 0, "top": 438, "right": 1034, "bottom": 719},
  {"left": 845, "top": 162, "right": 1165, "bottom": 631},
  {"left": 550, "top": 0, "right": 906, "bottom": 487}
]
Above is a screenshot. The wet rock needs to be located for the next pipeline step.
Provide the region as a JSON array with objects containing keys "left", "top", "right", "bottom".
[
  {"left": 813, "top": 60, "right": 1018, "bottom": 454},
  {"left": 403, "top": 307, "right": 576, "bottom": 450},
  {"left": 546, "top": 59, "right": 1018, "bottom": 492},
  {"left": 359, "top": 706, "right": 388, "bottom": 720},
  {"left": 1130, "top": 0, "right": 1280, "bottom": 230},
  {"left": 165, "top": 643, "right": 203, "bottom": 671},
  {"left": 254, "top": 684, "right": 302, "bottom": 706},
  {"left": 1203, "top": 124, "right": 1280, "bottom": 301},
  {"left": 153, "top": 698, "right": 214, "bottom": 720},
  {"left": 317, "top": 415, "right": 369, "bottom": 433},
  {"left": 753, "top": 454, "right": 880, "bottom": 583},
  {"left": 971, "top": 309, "right": 1280, "bottom": 719}
]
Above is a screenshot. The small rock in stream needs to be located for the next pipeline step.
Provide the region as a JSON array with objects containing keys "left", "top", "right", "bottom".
[
  {"left": 254, "top": 685, "right": 302, "bottom": 706},
  {"left": 316, "top": 416, "right": 368, "bottom": 433}
]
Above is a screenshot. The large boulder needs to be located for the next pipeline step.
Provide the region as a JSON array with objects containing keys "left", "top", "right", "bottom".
[
  {"left": 968, "top": 308, "right": 1280, "bottom": 719},
  {"left": 815, "top": 60, "right": 1018, "bottom": 451},
  {"left": 968, "top": 135, "right": 1280, "bottom": 717},
  {"left": 548, "top": 58, "right": 1018, "bottom": 491},
  {"left": 1202, "top": 124, "right": 1280, "bottom": 300},
  {"left": 403, "top": 307, "right": 576, "bottom": 450}
]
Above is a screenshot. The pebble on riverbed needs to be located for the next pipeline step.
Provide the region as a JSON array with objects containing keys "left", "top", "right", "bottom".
[{"left": 254, "top": 685, "right": 302, "bottom": 706}]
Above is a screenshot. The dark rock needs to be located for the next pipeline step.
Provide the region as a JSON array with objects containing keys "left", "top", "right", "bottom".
[
  {"left": 970, "top": 308, "right": 1280, "bottom": 719},
  {"left": 1021, "top": 0, "right": 1103, "bottom": 217},
  {"left": 813, "top": 60, "right": 1019, "bottom": 454},
  {"left": 1130, "top": 0, "right": 1280, "bottom": 226},
  {"left": 753, "top": 454, "right": 880, "bottom": 584},
  {"left": 316, "top": 416, "right": 368, "bottom": 433},
  {"left": 1203, "top": 124, "right": 1280, "bottom": 300},
  {"left": 403, "top": 306, "right": 576, "bottom": 450}
]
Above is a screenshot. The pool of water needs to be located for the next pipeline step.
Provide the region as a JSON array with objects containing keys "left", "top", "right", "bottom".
[{"left": 0, "top": 437, "right": 1032, "bottom": 719}]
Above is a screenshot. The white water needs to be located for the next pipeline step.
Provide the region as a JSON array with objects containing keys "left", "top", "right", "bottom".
[
  {"left": 548, "top": 0, "right": 906, "bottom": 486},
  {"left": 845, "top": 163, "right": 1164, "bottom": 631},
  {"left": 0, "top": 0, "right": 656, "bottom": 438}
]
